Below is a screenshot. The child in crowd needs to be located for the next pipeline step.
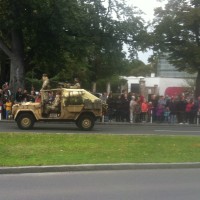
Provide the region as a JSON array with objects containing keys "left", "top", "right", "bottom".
[
  {"left": 164, "top": 106, "right": 170, "bottom": 123},
  {"left": 156, "top": 104, "right": 164, "bottom": 122},
  {"left": 5, "top": 99, "right": 12, "bottom": 120}
]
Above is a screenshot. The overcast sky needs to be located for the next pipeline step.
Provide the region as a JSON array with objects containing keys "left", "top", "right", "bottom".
[
  {"left": 128, "top": 0, "right": 166, "bottom": 20},
  {"left": 127, "top": 0, "right": 167, "bottom": 63}
]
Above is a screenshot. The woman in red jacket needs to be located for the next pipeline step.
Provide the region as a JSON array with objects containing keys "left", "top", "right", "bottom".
[
  {"left": 185, "top": 98, "right": 194, "bottom": 124},
  {"left": 141, "top": 98, "right": 148, "bottom": 122}
]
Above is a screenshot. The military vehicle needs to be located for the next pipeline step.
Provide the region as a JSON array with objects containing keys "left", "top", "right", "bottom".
[{"left": 12, "top": 88, "right": 104, "bottom": 131}]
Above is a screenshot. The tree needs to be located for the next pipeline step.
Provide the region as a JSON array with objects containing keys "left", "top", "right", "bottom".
[
  {"left": 152, "top": 0, "right": 200, "bottom": 97},
  {"left": 120, "top": 59, "right": 155, "bottom": 77},
  {"left": 0, "top": 0, "right": 148, "bottom": 92},
  {"left": 74, "top": 0, "right": 149, "bottom": 83},
  {"left": 0, "top": 0, "right": 26, "bottom": 92},
  {"left": 0, "top": 0, "right": 68, "bottom": 92}
]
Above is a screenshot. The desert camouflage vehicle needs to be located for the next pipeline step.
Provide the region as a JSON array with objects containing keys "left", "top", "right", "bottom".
[{"left": 12, "top": 88, "right": 104, "bottom": 131}]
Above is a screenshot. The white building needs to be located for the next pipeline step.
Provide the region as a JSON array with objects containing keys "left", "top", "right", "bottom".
[{"left": 121, "top": 75, "right": 193, "bottom": 98}]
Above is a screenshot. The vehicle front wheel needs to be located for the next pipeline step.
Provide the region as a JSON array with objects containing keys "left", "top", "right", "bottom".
[
  {"left": 77, "top": 114, "right": 95, "bottom": 131},
  {"left": 16, "top": 113, "right": 35, "bottom": 130}
]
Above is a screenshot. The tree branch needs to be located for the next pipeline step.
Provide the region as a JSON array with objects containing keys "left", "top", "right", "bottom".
[{"left": 0, "top": 38, "right": 14, "bottom": 59}]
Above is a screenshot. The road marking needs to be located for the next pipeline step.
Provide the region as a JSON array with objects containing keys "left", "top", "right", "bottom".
[{"left": 155, "top": 130, "right": 200, "bottom": 133}]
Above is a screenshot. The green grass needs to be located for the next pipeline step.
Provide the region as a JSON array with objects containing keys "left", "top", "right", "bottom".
[{"left": 0, "top": 133, "right": 200, "bottom": 167}]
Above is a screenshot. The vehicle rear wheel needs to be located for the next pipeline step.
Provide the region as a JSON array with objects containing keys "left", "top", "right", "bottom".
[
  {"left": 16, "top": 113, "right": 35, "bottom": 130},
  {"left": 77, "top": 114, "right": 95, "bottom": 131}
]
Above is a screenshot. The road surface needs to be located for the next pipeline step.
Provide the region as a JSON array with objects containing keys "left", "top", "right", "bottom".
[
  {"left": 1, "top": 121, "right": 200, "bottom": 135},
  {"left": 0, "top": 169, "right": 200, "bottom": 200}
]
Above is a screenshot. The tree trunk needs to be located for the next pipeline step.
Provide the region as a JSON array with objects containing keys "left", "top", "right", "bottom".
[
  {"left": 195, "top": 69, "right": 200, "bottom": 98},
  {"left": 9, "top": 29, "right": 25, "bottom": 93},
  {"left": 0, "top": 33, "right": 25, "bottom": 95}
]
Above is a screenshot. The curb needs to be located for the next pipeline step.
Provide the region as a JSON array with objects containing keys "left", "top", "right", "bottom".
[
  {"left": 0, "top": 119, "right": 200, "bottom": 127},
  {"left": 1, "top": 162, "right": 200, "bottom": 174},
  {"left": 99, "top": 122, "right": 194, "bottom": 126}
]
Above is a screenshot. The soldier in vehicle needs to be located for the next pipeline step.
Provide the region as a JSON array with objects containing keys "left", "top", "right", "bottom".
[
  {"left": 41, "top": 74, "right": 50, "bottom": 90},
  {"left": 70, "top": 78, "right": 81, "bottom": 89},
  {"left": 41, "top": 73, "right": 50, "bottom": 103},
  {"left": 44, "top": 93, "right": 61, "bottom": 116}
]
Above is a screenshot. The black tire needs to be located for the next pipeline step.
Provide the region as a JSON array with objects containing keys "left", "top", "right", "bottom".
[
  {"left": 77, "top": 114, "right": 95, "bottom": 131},
  {"left": 16, "top": 113, "right": 35, "bottom": 130}
]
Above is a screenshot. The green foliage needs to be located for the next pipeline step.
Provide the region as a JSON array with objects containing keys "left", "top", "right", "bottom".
[
  {"left": 152, "top": 0, "right": 200, "bottom": 96},
  {"left": 120, "top": 59, "right": 155, "bottom": 77},
  {"left": 95, "top": 74, "right": 124, "bottom": 93},
  {"left": 0, "top": 0, "right": 149, "bottom": 90}
]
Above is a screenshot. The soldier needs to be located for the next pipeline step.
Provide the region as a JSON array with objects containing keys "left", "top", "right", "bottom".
[
  {"left": 45, "top": 93, "right": 61, "bottom": 115},
  {"left": 41, "top": 74, "right": 50, "bottom": 102},
  {"left": 41, "top": 74, "right": 50, "bottom": 90},
  {"left": 70, "top": 78, "right": 81, "bottom": 89}
]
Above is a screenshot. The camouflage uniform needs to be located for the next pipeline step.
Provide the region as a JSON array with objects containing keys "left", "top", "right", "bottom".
[
  {"left": 41, "top": 74, "right": 50, "bottom": 90},
  {"left": 70, "top": 78, "right": 81, "bottom": 89},
  {"left": 45, "top": 94, "right": 61, "bottom": 115},
  {"left": 41, "top": 74, "right": 50, "bottom": 102}
]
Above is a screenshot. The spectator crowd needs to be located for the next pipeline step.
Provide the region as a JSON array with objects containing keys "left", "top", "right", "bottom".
[
  {"left": 0, "top": 83, "right": 41, "bottom": 120},
  {"left": 1, "top": 81, "right": 200, "bottom": 125},
  {"left": 101, "top": 90, "right": 200, "bottom": 125}
]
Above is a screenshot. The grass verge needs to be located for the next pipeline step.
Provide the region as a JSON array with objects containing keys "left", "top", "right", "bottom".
[{"left": 0, "top": 133, "right": 200, "bottom": 167}]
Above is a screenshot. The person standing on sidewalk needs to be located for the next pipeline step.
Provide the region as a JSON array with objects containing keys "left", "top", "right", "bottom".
[
  {"left": 167, "top": 97, "right": 177, "bottom": 124},
  {"left": 141, "top": 98, "right": 148, "bottom": 122},
  {"left": 115, "top": 95, "right": 122, "bottom": 122},
  {"left": 185, "top": 98, "right": 195, "bottom": 124},
  {"left": 150, "top": 94, "right": 158, "bottom": 122},
  {"left": 15, "top": 87, "right": 23, "bottom": 103},
  {"left": 129, "top": 96, "right": 137, "bottom": 123},
  {"left": 106, "top": 93, "right": 115, "bottom": 122},
  {"left": 176, "top": 96, "right": 187, "bottom": 124},
  {"left": 193, "top": 96, "right": 200, "bottom": 124},
  {"left": 5, "top": 98, "right": 12, "bottom": 120},
  {"left": 120, "top": 93, "right": 130, "bottom": 122}
]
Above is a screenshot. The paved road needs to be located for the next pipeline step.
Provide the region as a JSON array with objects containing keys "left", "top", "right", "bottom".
[
  {"left": 1, "top": 169, "right": 200, "bottom": 200},
  {"left": 1, "top": 120, "right": 200, "bottom": 135}
]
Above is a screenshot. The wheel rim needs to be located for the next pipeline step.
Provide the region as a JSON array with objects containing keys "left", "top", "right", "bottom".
[
  {"left": 82, "top": 118, "right": 91, "bottom": 129},
  {"left": 21, "top": 117, "right": 31, "bottom": 128}
]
